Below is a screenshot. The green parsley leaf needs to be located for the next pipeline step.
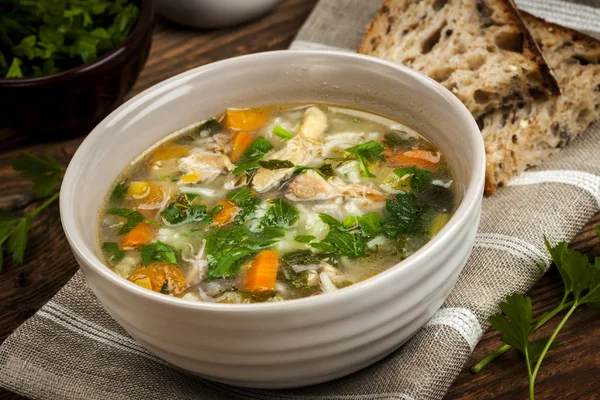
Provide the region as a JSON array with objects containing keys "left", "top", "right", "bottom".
[
  {"left": 383, "top": 131, "right": 412, "bottom": 148},
  {"left": 0, "top": 0, "right": 139, "bottom": 79},
  {"left": 273, "top": 125, "right": 294, "bottom": 140},
  {"left": 107, "top": 208, "right": 145, "bottom": 235},
  {"left": 383, "top": 193, "right": 435, "bottom": 237},
  {"left": 294, "top": 163, "right": 335, "bottom": 179},
  {"left": 232, "top": 137, "right": 274, "bottom": 175},
  {"left": 140, "top": 241, "right": 178, "bottom": 266},
  {"left": 191, "top": 119, "right": 222, "bottom": 138},
  {"left": 226, "top": 187, "right": 259, "bottom": 222},
  {"left": 205, "top": 224, "right": 280, "bottom": 279},
  {"left": 357, "top": 213, "right": 382, "bottom": 237},
  {"left": 488, "top": 293, "right": 532, "bottom": 355},
  {"left": 110, "top": 182, "right": 128, "bottom": 203},
  {"left": 346, "top": 141, "right": 385, "bottom": 178},
  {"left": 101, "top": 242, "right": 125, "bottom": 264},
  {"left": 393, "top": 167, "right": 432, "bottom": 191},
  {"left": 258, "top": 160, "right": 295, "bottom": 170},
  {"left": 294, "top": 235, "right": 316, "bottom": 243},
  {"left": 311, "top": 214, "right": 367, "bottom": 257},
  {"left": 260, "top": 199, "right": 299, "bottom": 229},
  {"left": 12, "top": 152, "right": 66, "bottom": 197}
]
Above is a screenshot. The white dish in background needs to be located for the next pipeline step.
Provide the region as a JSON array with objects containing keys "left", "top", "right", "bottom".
[
  {"left": 60, "top": 51, "right": 485, "bottom": 389},
  {"left": 153, "top": 0, "right": 283, "bottom": 29}
]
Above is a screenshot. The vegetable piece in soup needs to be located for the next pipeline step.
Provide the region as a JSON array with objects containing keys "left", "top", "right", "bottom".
[{"left": 97, "top": 104, "right": 456, "bottom": 303}]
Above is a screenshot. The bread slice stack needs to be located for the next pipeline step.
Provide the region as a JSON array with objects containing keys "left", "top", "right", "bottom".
[{"left": 359, "top": 0, "right": 600, "bottom": 195}]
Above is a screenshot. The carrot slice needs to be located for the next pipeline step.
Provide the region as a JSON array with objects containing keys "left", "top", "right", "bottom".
[
  {"left": 120, "top": 221, "right": 155, "bottom": 249},
  {"left": 245, "top": 250, "right": 279, "bottom": 292},
  {"left": 212, "top": 199, "right": 241, "bottom": 226},
  {"left": 225, "top": 108, "right": 270, "bottom": 131},
  {"left": 149, "top": 144, "right": 191, "bottom": 163},
  {"left": 128, "top": 262, "right": 186, "bottom": 295},
  {"left": 230, "top": 131, "right": 254, "bottom": 162},
  {"left": 385, "top": 150, "right": 440, "bottom": 171}
]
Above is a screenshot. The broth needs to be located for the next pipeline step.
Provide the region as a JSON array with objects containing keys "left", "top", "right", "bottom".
[{"left": 97, "top": 104, "right": 456, "bottom": 303}]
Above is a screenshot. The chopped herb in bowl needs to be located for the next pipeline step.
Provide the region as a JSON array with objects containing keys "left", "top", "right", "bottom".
[{"left": 0, "top": 0, "right": 140, "bottom": 79}]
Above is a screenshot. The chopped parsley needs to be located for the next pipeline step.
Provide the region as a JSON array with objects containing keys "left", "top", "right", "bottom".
[
  {"left": 232, "top": 137, "right": 274, "bottom": 175},
  {"left": 106, "top": 208, "right": 144, "bottom": 234},
  {"left": 393, "top": 167, "right": 432, "bottom": 191},
  {"left": 345, "top": 141, "right": 385, "bottom": 178},
  {"left": 140, "top": 241, "right": 178, "bottom": 266}
]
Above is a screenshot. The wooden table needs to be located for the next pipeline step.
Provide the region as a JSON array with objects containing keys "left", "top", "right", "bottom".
[{"left": 1, "top": 1, "right": 598, "bottom": 398}]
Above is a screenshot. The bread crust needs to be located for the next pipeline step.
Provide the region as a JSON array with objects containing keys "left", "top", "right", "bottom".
[{"left": 359, "top": 0, "right": 559, "bottom": 119}]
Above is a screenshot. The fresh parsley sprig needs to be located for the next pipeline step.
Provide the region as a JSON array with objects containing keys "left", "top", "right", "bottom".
[
  {"left": 472, "top": 227, "right": 600, "bottom": 400},
  {"left": 1, "top": 152, "right": 65, "bottom": 271}
]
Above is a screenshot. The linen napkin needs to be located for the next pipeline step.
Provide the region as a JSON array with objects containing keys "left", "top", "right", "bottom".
[{"left": 1, "top": 0, "right": 599, "bottom": 399}]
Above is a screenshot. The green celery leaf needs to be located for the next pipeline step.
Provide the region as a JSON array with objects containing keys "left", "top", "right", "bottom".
[
  {"left": 311, "top": 214, "right": 366, "bottom": 257},
  {"left": 273, "top": 125, "right": 294, "bottom": 140},
  {"left": 383, "top": 131, "right": 413, "bottom": 148},
  {"left": 5, "top": 218, "right": 28, "bottom": 265},
  {"left": 346, "top": 141, "right": 385, "bottom": 178},
  {"left": 384, "top": 192, "right": 434, "bottom": 237}
]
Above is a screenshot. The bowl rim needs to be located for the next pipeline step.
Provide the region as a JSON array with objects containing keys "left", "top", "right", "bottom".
[
  {"left": 0, "top": 0, "right": 154, "bottom": 86},
  {"left": 60, "top": 50, "right": 485, "bottom": 313}
]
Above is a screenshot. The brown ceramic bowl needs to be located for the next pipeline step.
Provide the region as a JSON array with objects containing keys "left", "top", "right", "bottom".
[{"left": 0, "top": 0, "right": 154, "bottom": 139}]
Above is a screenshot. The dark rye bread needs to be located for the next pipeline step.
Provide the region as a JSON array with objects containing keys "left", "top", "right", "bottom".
[
  {"left": 358, "top": 0, "right": 559, "bottom": 119},
  {"left": 482, "top": 12, "right": 600, "bottom": 194}
]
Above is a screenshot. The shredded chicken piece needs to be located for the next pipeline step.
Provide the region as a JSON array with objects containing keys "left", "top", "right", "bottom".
[
  {"left": 252, "top": 107, "right": 328, "bottom": 192},
  {"left": 178, "top": 151, "right": 234, "bottom": 184},
  {"left": 204, "top": 132, "right": 235, "bottom": 154},
  {"left": 286, "top": 170, "right": 340, "bottom": 201},
  {"left": 182, "top": 240, "right": 208, "bottom": 286},
  {"left": 286, "top": 170, "right": 386, "bottom": 202}
]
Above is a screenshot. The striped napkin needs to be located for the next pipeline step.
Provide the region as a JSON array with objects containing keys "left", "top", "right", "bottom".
[{"left": 1, "top": 0, "right": 599, "bottom": 399}]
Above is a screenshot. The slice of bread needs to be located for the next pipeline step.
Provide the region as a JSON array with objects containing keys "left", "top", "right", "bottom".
[
  {"left": 482, "top": 12, "right": 600, "bottom": 194},
  {"left": 358, "top": 0, "right": 559, "bottom": 119}
]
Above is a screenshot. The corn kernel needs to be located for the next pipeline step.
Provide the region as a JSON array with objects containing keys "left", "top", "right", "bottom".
[
  {"left": 128, "top": 181, "right": 149, "bottom": 198},
  {"left": 181, "top": 172, "right": 201, "bottom": 183}
]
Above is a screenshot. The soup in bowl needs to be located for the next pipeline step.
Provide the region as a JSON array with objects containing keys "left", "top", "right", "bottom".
[
  {"left": 99, "top": 104, "right": 456, "bottom": 303},
  {"left": 61, "top": 51, "right": 484, "bottom": 388}
]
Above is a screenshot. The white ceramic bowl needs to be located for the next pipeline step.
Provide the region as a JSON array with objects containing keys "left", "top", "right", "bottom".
[
  {"left": 153, "top": 0, "right": 283, "bottom": 29},
  {"left": 60, "top": 51, "right": 485, "bottom": 389}
]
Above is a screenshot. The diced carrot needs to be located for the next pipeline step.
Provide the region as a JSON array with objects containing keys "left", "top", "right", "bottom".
[
  {"left": 212, "top": 199, "right": 241, "bottom": 226},
  {"left": 385, "top": 150, "right": 440, "bottom": 171},
  {"left": 120, "top": 221, "right": 155, "bottom": 249},
  {"left": 131, "top": 182, "right": 165, "bottom": 208},
  {"left": 230, "top": 131, "right": 254, "bottom": 162},
  {"left": 245, "top": 250, "right": 279, "bottom": 292},
  {"left": 225, "top": 108, "right": 270, "bottom": 131},
  {"left": 128, "top": 262, "right": 186, "bottom": 295},
  {"left": 149, "top": 144, "right": 191, "bottom": 163}
]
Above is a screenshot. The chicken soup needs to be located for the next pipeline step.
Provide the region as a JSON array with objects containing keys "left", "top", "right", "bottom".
[{"left": 98, "top": 104, "right": 455, "bottom": 303}]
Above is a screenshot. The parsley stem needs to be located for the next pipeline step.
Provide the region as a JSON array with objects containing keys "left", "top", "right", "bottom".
[
  {"left": 530, "top": 301, "right": 579, "bottom": 395},
  {"left": 471, "top": 298, "right": 574, "bottom": 373},
  {"left": 525, "top": 347, "right": 534, "bottom": 400},
  {"left": 29, "top": 192, "right": 60, "bottom": 218}
]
